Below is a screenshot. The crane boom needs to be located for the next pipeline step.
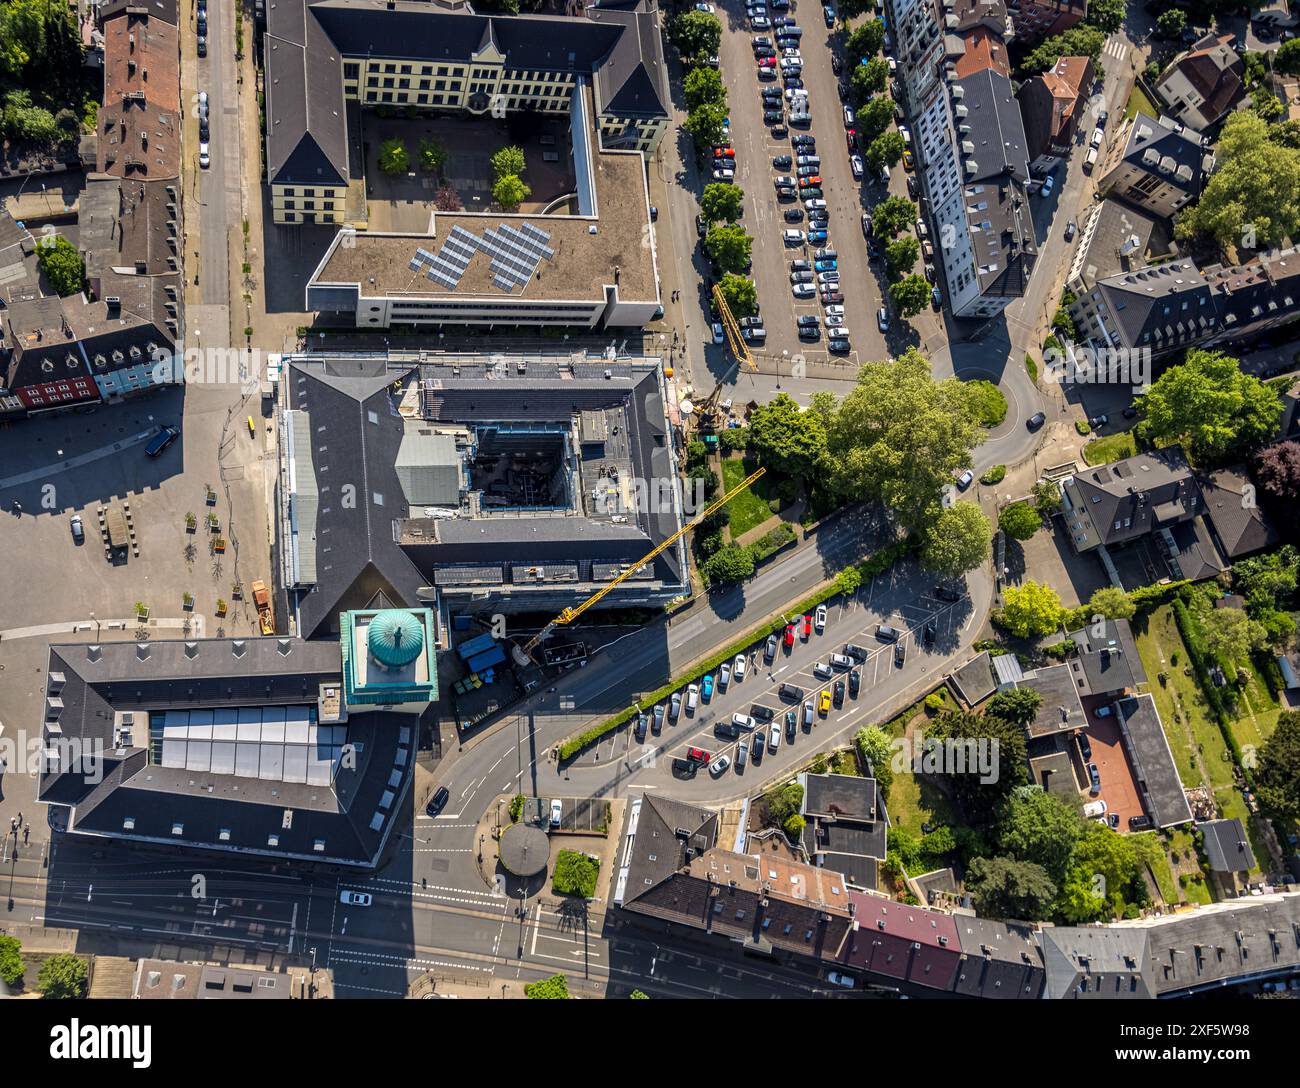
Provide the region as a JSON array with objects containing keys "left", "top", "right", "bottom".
[
  {"left": 521, "top": 466, "right": 767, "bottom": 653},
  {"left": 711, "top": 284, "right": 758, "bottom": 373}
]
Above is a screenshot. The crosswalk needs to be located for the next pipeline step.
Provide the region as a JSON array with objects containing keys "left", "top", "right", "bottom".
[{"left": 1103, "top": 37, "right": 1128, "bottom": 61}]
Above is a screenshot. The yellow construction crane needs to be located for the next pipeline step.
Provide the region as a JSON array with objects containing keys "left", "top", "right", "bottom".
[
  {"left": 520, "top": 465, "right": 767, "bottom": 654},
  {"left": 711, "top": 283, "right": 758, "bottom": 374}
]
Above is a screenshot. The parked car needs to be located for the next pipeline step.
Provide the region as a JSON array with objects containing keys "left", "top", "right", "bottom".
[
  {"left": 550, "top": 798, "right": 564, "bottom": 827},
  {"left": 671, "top": 691, "right": 682, "bottom": 719},
  {"left": 734, "top": 653, "right": 747, "bottom": 679},
  {"left": 340, "top": 890, "right": 372, "bottom": 906},
  {"left": 731, "top": 713, "right": 757, "bottom": 731},
  {"left": 635, "top": 714, "right": 648, "bottom": 742},
  {"left": 709, "top": 754, "right": 732, "bottom": 776},
  {"left": 779, "top": 682, "right": 803, "bottom": 701},
  {"left": 687, "top": 746, "right": 711, "bottom": 765},
  {"left": 848, "top": 669, "right": 861, "bottom": 698},
  {"left": 145, "top": 425, "right": 180, "bottom": 457},
  {"left": 1088, "top": 763, "right": 1101, "bottom": 795},
  {"left": 1026, "top": 411, "right": 1046, "bottom": 430},
  {"left": 653, "top": 703, "right": 664, "bottom": 731},
  {"left": 877, "top": 308, "right": 889, "bottom": 333},
  {"left": 69, "top": 514, "right": 84, "bottom": 543},
  {"left": 803, "top": 699, "right": 815, "bottom": 725},
  {"left": 720, "top": 661, "right": 731, "bottom": 688},
  {"left": 802, "top": 614, "right": 813, "bottom": 638},
  {"left": 956, "top": 469, "right": 974, "bottom": 491},
  {"left": 784, "top": 623, "right": 797, "bottom": 647},
  {"left": 768, "top": 723, "right": 782, "bottom": 752},
  {"left": 850, "top": 154, "right": 864, "bottom": 180},
  {"left": 1065, "top": 219, "right": 1077, "bottom": 242},
  {"left": 702, "top": 674, "right": 714, "bottom": 700},
  {"left": 818, "top": 689, "right": 832, "bottom": 714},
  {"left": 894, "top": 641, "right": 906, "bottom": 667},
  {"left": 815, "top": 604, "right": 827, "bottom": 631}
]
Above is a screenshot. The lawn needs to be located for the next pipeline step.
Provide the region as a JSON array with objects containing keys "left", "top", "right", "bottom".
[
  {"left": 885, "top": 715, "right": 959, "bottom": 836},
  {"left": 1225, "top": 657, "right": 1282, "bottom": 757},
  {"left": 1083, "top": 429, "right": 1138, "bottom": 466},
  {"left": 1130, "top": 830, "right": 1179, "bottom": 906},
  {"left": 1125, "top": 81, "right": 1160, "bottom": 121},
  {"left": 721, "top": 456, "right": 779, "bottom": 538}
]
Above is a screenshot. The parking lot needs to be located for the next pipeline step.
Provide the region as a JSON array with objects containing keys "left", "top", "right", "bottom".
[
  {"left": 624, "top": 569, "right": 974, "bottom": 779},
  {"left": 714, "top": 2, "right": 887, "bottom": 363}
]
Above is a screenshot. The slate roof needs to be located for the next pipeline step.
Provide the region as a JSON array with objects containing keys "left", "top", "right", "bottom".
[
  {"left": 38, "top": 637, "right": 415, "bottom": 867},
  {"left": 1040, "top": 926, "right": 1154, "bottom": 998},
  {"left": 1200, "top": 817, "right": 1257, "bottom": 873},
  {"left": 588, "top": 2, "right": 669, "bottom": 119},
  {"left": 949, "top": 650, "right": 996, "bottom": 705},
  {"left": 264, "top": 3, "right": 348, "bottom": 186},
  {"left": 950, "top": 914, "right": 1046, "bottom": 998},
  {"left": 1106, "top": 112, "right": 1209, "bottom": 204},
  {"left": 1115, "top": 693, "right": 1193, "bottom": 828},
  {"left": 1200, "top": 465, "right": 1279, "bottom": 559},
  {"left": 1090, "top": 259, "right": 1217, "bottom": 353},
  {"left": 1158, "top": 34, "right": 1246, "bottom": 126},
  {"left": 1205, "top": 246, "right": 1300, "bottom": 343},
  {"left": 1017, "top": 663, "right": 1086, "bottom": 738},
  {"left": 840, "top": 892, "right": 964, "bottom": 990},
  {"left": 1065, "top": 617, "right": 1146, "bottom": 696},
  {"left": 1062, "top": 448, "right": 1200, "bottom": 547}
]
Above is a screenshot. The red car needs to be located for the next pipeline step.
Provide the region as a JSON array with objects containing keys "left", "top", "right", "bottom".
[
  {"left": 802, "top": 614, "right": 813, "bottom": 639},
  {"left": 845, "top": 129, "right": 857, "bottom": 151},
  {"left": 713, "top": 143, "right": 735, "bottom": 154},
  {"left": 687, "top": 747, "right": 711, "bottom": 764},
  {"left": 784, "top": 622, "right": 797, "bottom": 647},
  {"left": 758, "top": 57, "right": 777, "bottom": 67}
]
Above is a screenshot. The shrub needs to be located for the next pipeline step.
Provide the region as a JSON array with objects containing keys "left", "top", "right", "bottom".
[
  {"left": 965, "top": 379, "right": 1008, "bottom": 427},
  {"left": 980, "top": 465, "right": 1006, "bottom": 485},
  {"left": 1076, "top": 419, "right": 1092, "bottom": 435},
  {"left": 783, "top": 814, "right": 806, "bottom": 843},
  {"left": 552, "top": 850, "right": 600, "bottom": 898},
  {"left": 37, "top": 954, "right": 87, "bottom": 999},
  {"left": 509, "top": 793, "right": 525, "bottom": 822},
  {"left": 525, "top": 974, "right": 569, "bottom": 999},
  {"left": 0, "top": 936, "right": 23, "bottom": 987},
  {"left": 924, "top": 692, "right": 945, "bottom": 711},
  {"left": 998, "top": 502, "right": 1041, "bottom": 541}
]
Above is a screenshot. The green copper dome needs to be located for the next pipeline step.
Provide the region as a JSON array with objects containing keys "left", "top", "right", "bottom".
[{"left": 367, "top": 610, "right": 424, "bottom": 669}]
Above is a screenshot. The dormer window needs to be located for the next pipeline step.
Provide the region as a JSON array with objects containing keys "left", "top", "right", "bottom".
[
  {"left": 93, "top": 354, "right": 107, "bottom": 368},
  {"left": 41, "top": 359, "right": 54, "bottom": 373}
]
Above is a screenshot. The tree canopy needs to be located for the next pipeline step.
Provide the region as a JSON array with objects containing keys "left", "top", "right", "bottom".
[
  {"left": 684, "top": 66, "right": 725, "bottom": 111},
  {"left": 889, "top": 274, "right": 931, "bottom": 318},
  {"left": 845, "top": 19, "right": 885, "bottom": 65},
  {"left": 823, "top": 349, "right": 986, "bottom": 530},
  {"left": 931, "top": 708, "right": 1028, "bottom": 822},
  {"left": 36, "top": 236, "right": 86, "bottom": 298},
  {"left": 855, "top": 96, "right": 894, "bottom": 144},
  {"left": 492, "top": 173, "right": 530, "bottom": 210},
  {"left": 36, "top": 953, "right": 87, "bottom": 999},
  {"left": 998, "top": 502, "right": 1041, "bottom": 541},
  {"left": 884, "top": 234, "right": 919, "bottom": 280},
  {"left": 1253, "top": 441, "right": 1300, "bottom": 537},
  {"left": 1138, "top": 349, "right": 1283, "bottom": 464},
  {"left": 966, "top": 856, "right": 1058, "bottom": 921},
  {"left": 998, "top": 581, "right": 1065, "bottom": 636},
  {"left": 994, "top": 786, "right": 1083, "bottom": 885},
  {"left": 866, "top": 131, "right": 905, "bottom": 171},
  {"left": 873, "top": 196, "right": 917, "bottom": 238},
  {"left": 1088, "top": 586, "right": 1136, "bottom": 620},
  {"left": 747, "top": 392, "right": 828, "bottom": 481},
  {"left": 850, "top": 58, "right": 888, "bottom": 103},
  {"left": 704, "top": 543, "right": 756, "bottom": 584},
  {"left": 685, "top": 101, "right": 728, "bottom": 149},
  {"left": 918, "top": 501, "right": 992, "bottom": 576},
  {"left": 704, "top": 224, "right": 753, "bottom": 274},
  {"left": 1257, "top": 710, "right": 1300, "bottom": 819},
  {"left": 1176, "top": 112, "right": 1300, "bottom": 250},
  {"left": 1200, "top": 605, "right": 1267, "bottom": 664},
  {"left": 671, "top": 10, "right": 722, "bottom": 59},
  {"left": 1021, "top": 26, "right": 1106, "bottom": 74},
  {"left": 700, "top": 182, "right": 744, "bottom": 224},
  {"left": 1084, "top": 0, "right": 1125, "bottom": 33},
  {"left": 717, "top": 272, "right": 758, "bottom": 318},
  {"left": 377, "top": 138, "right": 409, "bottom": 175},
  {"left": 489, "top": 145, "right": 526, "bottom": 178}
]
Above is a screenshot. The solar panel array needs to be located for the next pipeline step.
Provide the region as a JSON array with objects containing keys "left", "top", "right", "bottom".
[{"left": 410, "top": 222, "right": 554, "bottom": 295}]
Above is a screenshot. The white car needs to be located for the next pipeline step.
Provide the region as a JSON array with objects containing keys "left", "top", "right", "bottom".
[
  {"left": 825, "top": 304, "right": 845, "bottom": 318},
  {"left": 782, "top": 229, "right": 805, "bottom": 244},
  {"left": 815, "top": 604, "right": 827, "bottom": 631},
  {"left": 550, "top": 798, "right": 563, "bottom": 827},
  {"left": 712, "top": 167, "right": 735, "bottom": 180},
  {"left": 712, "top": 321, "right": 725, "bottom": 344},
  {"left": 694, "top": 2, "right": 715, "bottom": 10},
  {"left": 850, "top": 154, "right": 864, "bottom": 179},
  {"left": 340, "top": 890, "right": 372, "bottom": 906},
  {"left": 720, "top": 661, "right": 732, "bottom": 687},
  {"left": 734, "top": 653, "right": 747, "bottom": 679},
  {"left": 792, "top": 282, "right": 816, "bottom": 298},
  {"left": 709, "top": 754, "right": 732, "bottom": 776},
  {"left": 199, "top": 141, "right": 210, "bottom": 169},
  {"left": 826, "top": 314, "right": 845, "bottom": 327}
]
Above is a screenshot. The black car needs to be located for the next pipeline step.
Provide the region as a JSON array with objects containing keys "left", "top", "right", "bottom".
[
  {"left": 798, "top": 325, "right": 821, "bottom": 341},
  {"left": 894, "top": 641, "right": 906, "bottom": 667},
  {"left": 751, "top": 732, "right": 765, "bottom": 760},
  {"left": 197, "top": 11, "right": 207, "bottom": 34},
  {"left": 772, "top": 125, "right": 788, "bottom": 139},
  {"left": 783, "top": 208, "right": 804, "bottom": 222},
  {"left": 833, "top": 680, "right": 845, "bottom": 707},
  {"left": 792, "top": 134, "right": 815, "bottom": 148},
  {"left": 1026, "top": 411, "right": 1046, "bottom": 430},
  {"left": 778, "top": 682, "right": 804, "bottom": 701},
  {"left": 1079, "top": 733, "right": 1093, "bottom": 760},
  {"left": 144, "top": 425, "right": 180, "bottom": 457},
  {"left": 715, "top": 721, "right": 739, "bottom": 739},
  {"left": 197, "top": 34, "right": 207, "bottom": 57},
  {"left": 764, "top": 110, "right": 785, "bottom": 124},
  {"left": 672, "top": 757, "right": 698, "bottom": 777},
  {"left": 831, "top": 54, "right": 843, "bottom": 74},
  {"left": 906, "top": 174, "right": 919, "bottom": 198},
  {"left": 924, "top": 620, "right": 936, "bottom": 645},
  {"left": 1122, "top": 405, "right": 1138, "bottom": 419},
  {"left": 635, "top": 714, "right": 648, "bottom": 742},
  {"left": 425, "top": 786, "right": 450, "bottom": 818},
  {"left": 848, "top": 669, "right": 861, "bottom": 698},
  {"left": 752, "top": 704, "right": 775, "bottom": 722},
  {"left": 828, "top": 338, "right": 851, "bottom": 354},
  {"left": 773, "top": 154, "right": 793, "bottom": 169},
  {"left": 844, "top": 643, "right": 867, "bottom": 662},
  {"left": 696, "top": 213, "right": 707, "bottom": 237},
  {"left": 785, "top": 710, "right": 798, "bottom": 740},
  {"left": 934, "top": 583, "right": 962, "bottom": 602}
]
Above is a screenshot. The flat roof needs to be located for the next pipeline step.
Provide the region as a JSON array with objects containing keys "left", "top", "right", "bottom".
[
  {"left": 1017, "top": 664, "right": 1086, "bottom": 738},
  {"left": 312, "top": 146, "right": 655, "bottom": 304},
  {"left": 1115, "top": 693, "right": 1193, "bottom": 827}
]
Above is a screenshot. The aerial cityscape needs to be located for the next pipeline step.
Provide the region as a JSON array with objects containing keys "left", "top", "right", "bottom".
[{"left": 2, "top": 0, "right": 1300, "bottom": 1022}]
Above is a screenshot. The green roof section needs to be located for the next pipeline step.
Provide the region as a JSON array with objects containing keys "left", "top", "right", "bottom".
[
  {"left": 341, "top": 607, "right": 438, "bottom": 709},
  {"left": 367, "top": 608, "right": 425, "bottom": 669}
]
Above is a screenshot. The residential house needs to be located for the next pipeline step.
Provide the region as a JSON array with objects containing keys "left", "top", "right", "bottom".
[
  {"left": 1155, "top": 34, "right": 1247, "bottom": 132},
  {"left": 1099, "top": 112, "right": 1211, "bottom": 220},
  {"left": 1199, "top": 465, "right": 1279, "bottom": 561},
  {"left": 1067, "top": 258, "right": 1217, "bottom": 360},
  {"left": 1017, "top": 55, "right": 1094, "bottom": 177},
  {"left": 1004, "top": 0, "right": 1085, "bottom": 44},
  {"left": 1199, "top": 817, "right": 1258, "bottom": 895},
  {"left": 798, "top": 772, "right": 888, "bottom": 891}
]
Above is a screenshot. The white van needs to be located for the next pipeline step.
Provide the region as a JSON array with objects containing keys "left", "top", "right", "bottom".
[
  {"left": 1083, "top": 799, "right": 1108, "bottom": 819},
  {"left": 783, "top": 228, "right": 805, "bottom": 244},
  {"left": 1084, "top": 146, "right": 1099, "bottom": 173}
]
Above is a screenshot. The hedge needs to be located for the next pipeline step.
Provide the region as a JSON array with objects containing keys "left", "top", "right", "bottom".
[
  {"left": 556, "top": 539, "right": 918, "bottom": 760},
  {"left": 1171, "top": 596, "right": 1252, "bottom": 783}
]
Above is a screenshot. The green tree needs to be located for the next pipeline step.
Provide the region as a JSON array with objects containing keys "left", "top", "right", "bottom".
[
  {"left": 1156, "top": 9, "right": 1186, "bottom": 38},
  {"left": 889, "top": 274, "right": 931, "bottom": 318},
  {"left": 1201, "top": 605, "right": 1267, "bottom": 664},
  {"left": 36, "top": 236, "right": 86, "bottom": 298},
  {"left": 700, "top": 182, "right": 745, "bottom": 223},
  {"left": 489, "top": 145, "right": 526, "bottom": 178},
  {"left": 1138, "top": 349, "right": 1283, "bottom": 464},
  {"left": 684, "top": 65, "right": 725, "bottom": 110},
  {"left": 845, "top": 19, "right": 885, "bottom": 65},
  {"left": 418, "top": 137, "right": 447, "bottom": 173},
  {"left": 765, "top": 782, "right": 805, "bottom": 826},
  {"left": 965, "top": 380, "right": 1007, "bottom": 427},
  {"left": 747, "top": 392, "right": 828, "bottom": 480},
  {"left": 671, "top": 10, "right": 722, "bottom": 59},
  {"left": 783, "top": 813, "right": 806, "bottom": 843},
  {"left": 835, "top": 565, "right": 863, "bottom": 596},
  {"left": 1253, "top": 88, "right": 1285, "bottom": 122},
  {"left": 717, "top": 272, "right": 758, "bottom": 318},
  {"left": 630, "top": 989, "right": 650, "bottom": 998},
  {"left": 850, "top": 58, "right": 889, "bottom": 103},
  {"left": 932, "top": 709, "right": 1029, "bottom": 821},
  {"left": 995, "top": 786, "right": 1083, "bottom": 885},
  {"left": 854, "top": 725, "right": 893, "bottom": 797},
  {"left": 873, "top": 195, "right": 916, "bottom": 238},
  {"left": 36, "top": 953, "right": 87, "bottom": 999},
  {"left": 1022, "top": 26, "right": 1106, "bottom": 74},
  {"left": 855, "top": 96, "right": 894, "bottom": 144},
  {"left": 492, "top": 173, "right": 530, "bottom": 210},
  {"left": 1084, "top": 0, "right": 1125, "bottom": 33},
  {"left": 919, "top": 501, "right": 992, "bottom": 576},
  {"left": 866, "top": 130, "right": 905, "bottom": 172},
  {"left": 685, "top": 102, "right": 728, "bottom": 149},
  {"left": 823, "top": 348, "right": 987, "bottom": 530},
  {"left": 1234, "top": 546, "right": 1300, "bottom": 609},
  {"left": 885, "top": 234, "right": 919, "bottom": 280},
  {"left": 377, "top": 137, "right": 409, "bottom": 175},
  {"left": 966, "top": 856, "right": 1058, "bottom": 921},
  {"left": 1277, "top": 37, "right": 1300, "bottom": 75},
  {"left": 998, "top": 581, "right": 1065, "bottom": 636},
  {"left": 1088, "top": 586, "right": 1136, "bottom": 620},
  {"left": 552, "top": 850, "right": 600, "bottom": 898},
  {"left": 525, "top": 973, "right": 570, "bottom": 999},
  {"left": 1257, "top": 710, "right": 1300, "bottom": 819},
  {"left": 704, "top": 543, "right": 756, "bottom": 584},
  {"left": 986, "top": 688, "right": 1043, "bottom": 729},
  {"left": 1055, "top": 822, "right": 1142, "bottom": 923},
  {"left": 998, "top": 501, "right": 1041, "bottom": 541},
  {"left": 1176, "top": 112, "right": 1300, "bottom": 249},
  {"left": 1032, "top": 479, "right": 1063, "bottom": 517},
  {"left": 0, "top": 936, "right": 23, "bottom": 988},
  {"left": 704, "top": 223, "right": 753, "bottom": 273}
]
